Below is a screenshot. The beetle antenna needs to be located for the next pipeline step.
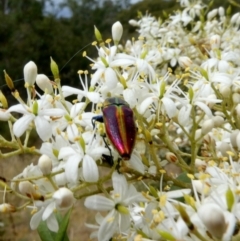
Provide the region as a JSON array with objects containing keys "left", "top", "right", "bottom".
[
  {"left": 0, "top": 42, "right": 92, "bottom": 89},
  {"left": 60, "top": 42, "right": 92, "bottom": 72}
]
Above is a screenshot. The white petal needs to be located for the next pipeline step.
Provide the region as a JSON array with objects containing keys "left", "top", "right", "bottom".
[
  {"left": 42, "top": 202, "right": 55, "bottom": 221},
  {"left": 178, "top": 104, "right": 192, "bottom": 126},
  {"left": 91, "top": 68, "right": 104, "bottom": 86},
  {"left": 40, "top": 108, "right": 65, "bottom": 116},
  {"left": 110, "top": 59, "right": 135, "bottom": 68},
  {"left": 119, "top": 213, "right": 131, "bottom": 232},
  {"left": 162, "top": 97, "right": 177, "bottom": 118},
  {"left": 70, "top": 103, "right": 85, "bottom": 118},
  {"left": 35, "top": 116, "right": 52, "bottom": 141},
  {"left": 105, "top": 68, "right": 118, "bottom": 89},
  {"left": 65, "top": 155, "right": 81, "bottom": 183},
  {"left": 30, "top": 208, "right": 44, "bottom": 230},
  {"left": 58, "top": 147, "right": 78, "bottom": 159},
  {"left": 84, "top": 195, "right": 114, "bottom": 211},
  {"left": 86, "top": 92, "right": 100, "bottom": 103},
  {"left": 98, "top": 210, "right": 118, "bottom": 241},
  {"left": 82, "top": 154, "right": 99, "bottom": 182},
  {"left": 112, "top": 172, "right": 128, "bottom": 197},
  {"left": 129, "top": 153, "right": 145, "bottom": 174},
  {"left": 195, "top": 101, "right": 213, "bottom": 117},
  {"left": 67, "top": 123, "right": 79, "bottom": 141},
  {"left": 13, "top": 114, "right": 34, "bottom": 137},
  {"left": 7, "top": 104, "right": 29, "bottom": 114},
  {"left": 166, "top": 189, "right": 191, "bottom": 198},
  {"left": 139, "top": 96, "right": 154, "bottom": 114},
  {"left": 46, "top": 213, "right": 59, "bottom": 232},
  {"left": 62, "top": 86, "right": 84, "bottom": 97}
]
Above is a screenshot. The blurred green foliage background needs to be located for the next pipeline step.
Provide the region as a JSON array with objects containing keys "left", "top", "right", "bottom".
[{"left": 0, "top": 0, "right": 238, "bottom": 99}]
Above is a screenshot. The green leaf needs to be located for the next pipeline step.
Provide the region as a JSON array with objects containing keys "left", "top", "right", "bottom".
[
  {"left": 55, "top": 209, "right": 72, "bottom": 241},
  {"left": 170, "top": 172, "right": 191, "bottom": 191},
  {"left": 37, "top": 220, "right": 55, "bottom": 241}
]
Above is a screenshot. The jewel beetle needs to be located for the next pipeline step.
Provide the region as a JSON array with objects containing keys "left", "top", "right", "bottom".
[{"left": 92, "top": 97, "right": 137, "bottom": 164}]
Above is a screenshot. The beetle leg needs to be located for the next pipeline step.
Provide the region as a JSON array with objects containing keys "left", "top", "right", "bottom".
[
  {"left": 116, "top": 158, "right": 122, "bottom": 174},
  {"left": 102, "top": 135, "right": 113, "bottom": 166},
  {"left": 91, "top": 115, "right": 104, "bottom": 129}
]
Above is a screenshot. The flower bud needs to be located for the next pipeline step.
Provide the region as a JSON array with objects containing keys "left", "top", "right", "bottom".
[
  {"left": 19, "top": 181, "right": 44, "bottom": 201},
  {"left": 0, "top": 109, "right": 11, "bottom": 121},
  {"left": 112, "top": 21, "right": 123, "bottom": 45},
  {"left": 213, "top": 115, "right": 224, "bottom": 127},
  {"left": 53, "top": 187, "right": 75, "bottom": 209},
  {"left": 198, "top": 203, "right": 226, "bottom": 239},
  {"left": 236, "top": 132, "right": 240, "bottom": 151},
  {"left": 218, "top": 7, "right": 225, "bottom": 17},
  {"left": 210, "top": 34, "right": 221, "bottom": 49},
  {"left": 0, "top": 90, "right": 8, "bottom": 109},
  {"left": 166, "top": 152, "right": 178, "bottom": 163},
  {"left": 195, "top": 159, "right": 206, "bottom": 171},
  {"left": 94, "top": 25, "right": 103, "bottom": 43},
  {"left": 36, "top": 74, "right": 53, "bottom": 94},
  {"left": 201, "top": 119, "right": 214, "bottom": 135},
  {"left": 236, "top": 104, "right": 240, "bottom": 118},
  {"left": 207, "top": 9, "right": 218, "bottom": 20},
  {"left": 232, "top": 93, "right": 240, "bottom": 105},
  {"left": 50, "top": 57, "right": 59, "bottom": 80},
  {"left": 128, "top": 19, "right": 138, "bottom": 26},
  {"left": 178, "top": 56, "right": 192, "bottom": 68},
  {"left": 218, "top": 60, "right": 229, "bottom": 73},
  {"left": 24, "top": 61, "right": 37, "bottom": 86},
  {"left": 3, "top": 70, "right": 15, "bottom": 91},
  {"left": 38, "top": 154, "right": 52, "bottom": 175},
  {"left": 230, "top": 129, "right": 239, "bottom": 148},
  {"left": 0, "top": 203, "right": 16, "bottom": 213},
  {"left": 195, "top": 129, "right": 202, "bottom": 141},
  {"left": 218, "top": 142, "right": 232, "bottom": 157},
  {"left": 231, "top": 13, "right": 240, "bottom": 25},
  {"left": 219, "top": 85, "right": 231, "bottom": 98}
]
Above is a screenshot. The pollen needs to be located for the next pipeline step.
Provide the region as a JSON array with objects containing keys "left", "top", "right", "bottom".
[
  {"left": 160, "top": 194, "right": 167, "bottom": 207},
  {"left": 159, "top": 169, "right": 166, "bottom": 174},
  {"left": 31, "top": 208, "right": 38, "bottom": 215},
  {"left": 226, "top": 151, "right": 235, "bottom": 157},
  {"left": 134, "top": 234, "right": 143, "bottom": 241},
  {"left": 187, "top": 173, "right": 194, "bottom": 180},
  {"left": 105, "top": 39, "right": 111, "bottom": 43},
  {"left": 114, "top": 193, "right": 120, "bottom": 198},
  {"left": 107, "top": 216, "right": 114, "bottom": 223}
]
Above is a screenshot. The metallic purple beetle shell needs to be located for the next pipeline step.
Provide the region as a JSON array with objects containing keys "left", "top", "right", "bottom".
[{"left": 103, "top": 97, "right": 136, "bottom": 160}]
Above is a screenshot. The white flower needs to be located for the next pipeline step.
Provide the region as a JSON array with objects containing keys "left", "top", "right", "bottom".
[
  {"left": 62, "top": 70, "right": 100, "bottom": 103},
  {"left": 58, "top": 137, "right": 108, "bottom": 183},
  {"left": 84, "top": 172, "right": 146, "bottom": 241},
  {"left": 7, "top": 100, "right": 65, "bottom": 141}
]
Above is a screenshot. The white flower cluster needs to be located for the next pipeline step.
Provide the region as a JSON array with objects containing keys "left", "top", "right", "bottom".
[{"left": 2, "top": 0, "right": 240, "bottom": 240}]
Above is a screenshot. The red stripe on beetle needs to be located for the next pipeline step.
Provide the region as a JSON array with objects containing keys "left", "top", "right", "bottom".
[{"left": 102, "top": 97, "right": 136, "bottom": 160}]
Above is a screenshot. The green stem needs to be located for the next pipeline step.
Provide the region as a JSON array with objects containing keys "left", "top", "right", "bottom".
[{"left": 46, "top": 175, "right": 58, "bottom": 191}]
